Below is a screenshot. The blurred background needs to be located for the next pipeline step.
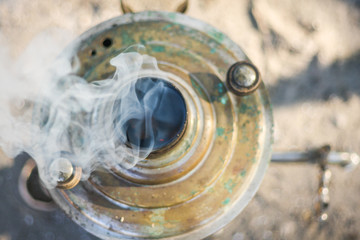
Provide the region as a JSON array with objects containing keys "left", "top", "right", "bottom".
[{"left": 0, "top": 0, "right": 360, "bottom": 239}]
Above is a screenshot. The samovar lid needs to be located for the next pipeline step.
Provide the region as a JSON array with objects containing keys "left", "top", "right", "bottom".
[{"left": 49, "top": 11, "right": 273, "bottom": 239}]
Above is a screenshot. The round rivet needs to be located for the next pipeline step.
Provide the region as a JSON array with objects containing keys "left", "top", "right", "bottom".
[
  {"left": 226, "top": 61, "right": 261, "bottom": 96},
  {"left": 49, "top": 158, "right": 82, "bottom": 189},
  {"left": 49, "top": 158, "right": 73, "bottom": 183}
]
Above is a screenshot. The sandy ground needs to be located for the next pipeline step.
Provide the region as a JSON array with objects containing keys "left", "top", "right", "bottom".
[{"left": 0, "top": 0, "right": 360, "bottom": 239}]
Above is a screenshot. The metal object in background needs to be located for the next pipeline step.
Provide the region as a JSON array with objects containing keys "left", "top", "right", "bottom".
[
  {"left": 30, "top": 11, "right": 273, "bottom": 240},
  {"left": 271, "top": 147, "right": 360, "bottom": 169},
  {"left": 120, "top": 0, "right": 189, "bottom": 13},
  {"left": 272, "top": 145, "right": 359, "bottom": 222}
]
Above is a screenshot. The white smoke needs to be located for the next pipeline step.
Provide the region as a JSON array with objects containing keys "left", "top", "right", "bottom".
[{"left": 0, "top": 32, "right": 166, "bottom": 188}]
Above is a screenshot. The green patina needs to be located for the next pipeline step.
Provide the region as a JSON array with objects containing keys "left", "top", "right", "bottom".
[
  {"left": 190, "top": 190, "right": 199, "bottom": 196},
  {"left": 208, "top": 29, "right": 225, "bottom": 43},
  {"left": 147, "top": 209, "right": 179, "bottom": 236},
  {"left": 216, "top": 127, "right": 225, "bottom": 137},
  {"left": 128, "top": 206, "right": 141, "bottom": 212},
  {"left": 184, "top": 140, "right": 191, "bottom": 151},
  {"left": 220, "top": 156, "right": 225, "bottom": 163},
  {"left": 177, "top": 190, "right": 199, "bottom": 201},
  {"left": 226, "top": 128, "right": 234, "bottom": 134},
  {"left": 222, "top": 197, "right": 231, "bottom": 205},
  {"left": 140, "top": 38, "right": 146, "bottom": 45},
  {"left": 147, "top": 225, "right": 164, "bottom": 236},
  {"left": 176, "top": 49, "right": 200, "bottom": 63},
  {"left": 178, "top": 194, "right": 187, "bottom": 201},
  {"left": 217, "top": 82, "right": 225, "bottom": 94},
  {"left": 190, "top": 77, "right": 208, "bottom": 100},
  {"left": 147, "top": 209, "right": 167, "bottom": 236},
  {"left": 151, "top": 212, "right": 165, "bottom": 224},
  {"left": 139, "top": 33, "right": 154, "bottom": 45},
  {"left": 213, "top": 82, "right": 229, "bottom": 105},
  {"left": 152, "top": 45, "right": 166, "bottom": 53},
  {"left": 239, "top": 121, "right": 251, "bottom": 143},
  {"left": 220, "top": 96, "right": 228, "bottom": 105},
  {"left": 168, "top": 12, "right": 177, "bottom": 20},
  {"left": 210, "top": 48, "right": 216, "bottom": 54},
  {"left": 121, "top": 31, "right": 135, "bottom": 46},
  {"left": 240, "top": 169, "right": 246, "bottom": 177},
  {"left": 224, "top": 179, "right": 236, "bottom": 194},
  {"left": 241, "top": 120, "right": 250, "bottom": 128},
  {"left": 162, "top": 23, "right": 174, "bottom": 31},
  {"left": 238, "top": 102, "right": 261, "bottom": 117}
]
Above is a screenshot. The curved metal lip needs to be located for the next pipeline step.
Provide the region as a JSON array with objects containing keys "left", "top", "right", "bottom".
[
  {"left": 19, "top": 158, "right": 57, "bottom": 212},
  {"left": 50, "top": 11, "right": 273, "bottom": 240}
]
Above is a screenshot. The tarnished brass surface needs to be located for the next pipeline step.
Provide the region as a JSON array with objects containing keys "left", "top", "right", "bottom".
[{"left": 49, "top": 11, "right": 273, "bottom": 240}]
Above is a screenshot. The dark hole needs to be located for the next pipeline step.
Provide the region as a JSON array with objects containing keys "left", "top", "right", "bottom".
[
  {"left": 90, "top": 49, "right": 97, "bottom": 56},
  {"left": 102, "top": 38, "right": 113, "bottom": 48},
  {"left": 26, "top": 166, "right": 53, "bottom": 203},
  {"left": 113, "top": 77, "right": 187, "bottom": 152}
]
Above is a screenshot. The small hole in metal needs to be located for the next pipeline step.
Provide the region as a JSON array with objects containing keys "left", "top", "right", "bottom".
[
  {"left": 102, "top": 38, "right": 113, "bottom": 48},
  {"left": 90, "top": 49, "right": 97, "bottom": 56}
]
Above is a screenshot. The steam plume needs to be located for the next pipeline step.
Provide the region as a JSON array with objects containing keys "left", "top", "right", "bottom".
[{"left": 0, "top": 32, "right": 166, "bottom": 188}]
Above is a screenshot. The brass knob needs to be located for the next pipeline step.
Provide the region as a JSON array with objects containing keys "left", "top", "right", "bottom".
[
  {"left": 49, "top": 158, "right": 82, "bottom": 189},
  {"left": 226, "top": 61, "right": 261, "bottom": 96}
]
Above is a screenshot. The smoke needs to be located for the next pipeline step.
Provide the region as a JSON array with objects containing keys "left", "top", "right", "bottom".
[{"left": 0, "top": 32, "right": 167, "bottom": 188}]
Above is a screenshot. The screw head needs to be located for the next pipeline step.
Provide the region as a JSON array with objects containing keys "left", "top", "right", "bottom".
[
  {"left": 226, "top": 61, "right": 261, "bottom": 96},
  {"left": 48, "top": 157, "right": 82, "bottom": 189},
  {"left": 49, "top": 158, "right": 74, "bottom": 183}
]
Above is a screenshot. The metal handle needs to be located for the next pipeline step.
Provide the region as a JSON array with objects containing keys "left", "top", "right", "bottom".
[
  {"left": 271, "top": 145, "right": 359, "bottom": 222},
  {"left": 271, "top": 149, "right": 359, "bottom": 170},
  {"left": 120, "top": 0, "right": 189, "bottom": 14}
]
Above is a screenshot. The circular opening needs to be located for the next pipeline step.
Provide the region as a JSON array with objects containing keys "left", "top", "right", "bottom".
[
  {"left": 113, "top": 77, "right": 187, "bottom": 152},
  {"left": 18, "top": 159, "right": 56, "bottom": 211},
  {"left": 102, "top": 38, "right": 113, "bottom": 48},
  {"left": 26, "top": 166, "right": 53, "bottom": 203},
  {"left": 90, "top": 49, "right": 97, "bottom": 56}
]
